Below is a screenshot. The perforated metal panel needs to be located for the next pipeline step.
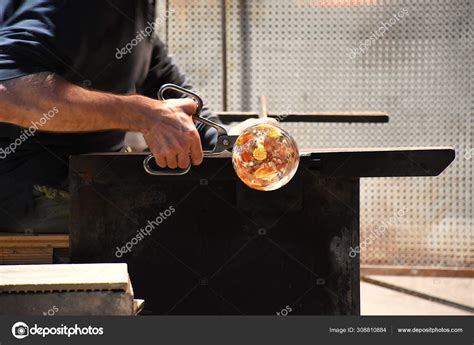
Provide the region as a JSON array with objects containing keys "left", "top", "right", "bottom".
[{"left": 163, "top": 0, "right": 473, "bottom": 268}]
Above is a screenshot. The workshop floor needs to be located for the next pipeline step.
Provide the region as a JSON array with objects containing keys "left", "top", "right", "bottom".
[{"left": 361, "top": 276, "right": 473, "bottom": 315}]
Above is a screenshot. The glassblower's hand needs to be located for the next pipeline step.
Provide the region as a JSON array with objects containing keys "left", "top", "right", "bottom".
[{"left": 142, "top": 98, "right": 203, "bottom": 169}]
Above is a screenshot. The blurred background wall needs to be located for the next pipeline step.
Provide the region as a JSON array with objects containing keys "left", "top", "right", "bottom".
[{"left": 157, "top": 0, "right": 472, "bottom": 269}]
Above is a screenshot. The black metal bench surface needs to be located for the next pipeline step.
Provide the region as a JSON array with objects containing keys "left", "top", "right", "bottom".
[{"left": 69, "top": 147, "right": 454, "bottom": 315}]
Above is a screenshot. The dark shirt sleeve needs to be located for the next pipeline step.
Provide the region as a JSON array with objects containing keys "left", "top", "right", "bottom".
[
  {"left": 139, "top": 36, "right": 219, "bottom": 150},
  {"left": 0, "top": 1, "right": 60, "bottom": 82}
]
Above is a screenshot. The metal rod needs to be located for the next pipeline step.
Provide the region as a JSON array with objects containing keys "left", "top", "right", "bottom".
[
  {"left": 239, "top": 0, "right": 251, "bottom": 111},
  {"left": 165, "top": 0, "right": 169, "bottom": 48},
  {"left": 221, "top": 0, "right": 228, "bottom": 111}
]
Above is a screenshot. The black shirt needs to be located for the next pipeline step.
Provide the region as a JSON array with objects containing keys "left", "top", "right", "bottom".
[{"left": 0, "top": 0, "right": 216, "bottom": 218}]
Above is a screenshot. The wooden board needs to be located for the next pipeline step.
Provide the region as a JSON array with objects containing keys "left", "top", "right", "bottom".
[
  {"left": 0, "top": 263, "right": 129, "bottom": 293},
  {"left": 0, "top": 291, "right": 134, "bottom": 316},
  {"left": 0, "top": 248, "right": 53, "bottom": 265},
  {"left": 0, "top": 234, "right": 69, "bottom": 248},
  {"left": 361, "top": 265, "right": 474, "bottom": 278},
  {"left": 0, "top": 234, "right": 69, "bottom": 264},
  {"left": 215, "top": 111, "right": 389, "bottom": 123}
]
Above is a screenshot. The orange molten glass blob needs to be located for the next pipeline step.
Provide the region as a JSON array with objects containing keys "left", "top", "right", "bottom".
[{"left": 232, "top": 124, "right": 299, "bottom": 191}]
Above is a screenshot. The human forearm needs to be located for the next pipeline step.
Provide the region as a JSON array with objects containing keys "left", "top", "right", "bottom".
[
  {"left": 0, "top": 73, "right": 150, "bottom": 133},
  {"left": 0, "top": 72, "right": 203, "bottom": 169}
]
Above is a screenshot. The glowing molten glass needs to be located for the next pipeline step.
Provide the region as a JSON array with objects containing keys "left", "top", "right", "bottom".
[{"left": 232, "top": 124, "right": 299, "bottom": 191}]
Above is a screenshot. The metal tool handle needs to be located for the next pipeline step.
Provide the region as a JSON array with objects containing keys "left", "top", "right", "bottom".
[
  {"left": 158, "top": 84, "right": 229, "bottom": 138},
  {"left": 158, "top": 83, "right": 204, "bottom": 119},
  {"left": 143, "top": 154, "right": 191, "bottom": 176},
  {"left": 143, "top": 84, "right": 227, "bottom": 176}
]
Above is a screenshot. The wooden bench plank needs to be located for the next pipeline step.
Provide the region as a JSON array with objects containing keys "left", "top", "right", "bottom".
[
  {"left": 0, "top": 248, "right": 53, "bottom": 265},
  {"left": 0, "top": 263, "right": 129, "bottom": 293},
  {"left": 215, "top": 111, "right": 389, "bottom": 123},
  {"left": 361, "top": 265, "right": 474, "bottom": 278},
  {"left": 0, "top": 234, "right": 69, "bottom": 249},
  {"left": 0, "top": 291, "right": 134, "bottom": 315}
]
